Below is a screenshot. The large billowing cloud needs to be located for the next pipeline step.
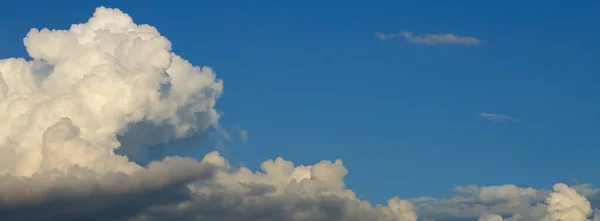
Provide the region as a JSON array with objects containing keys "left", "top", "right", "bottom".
[
  {"left": 0, "top": 6, "right": 223, "bottom": 178},
  {"left": 0, "top": 6, "right": 417, "bottom": 221},
  {"left": 0, "top": 6, "right": 596, "bottom": 221},
  {"left": 0, "top": 6, "right": 223, "bottom": 220}
]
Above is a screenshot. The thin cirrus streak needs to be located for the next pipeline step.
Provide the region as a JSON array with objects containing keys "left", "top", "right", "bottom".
[
  {"left": 478, "top": 112, "right": 520, "bottom": 123},
  {"left": 375, "top": 31, "right": 484, "bottom": 46}
]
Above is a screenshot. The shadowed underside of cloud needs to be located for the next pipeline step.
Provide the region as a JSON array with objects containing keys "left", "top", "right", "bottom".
[
  {"left": 0, "top": 158, "right": 215, "bottom": 221},
  {"left": 0, "top": 6, "right": 596, "bottom": 221},
  {"left": 375, "top": 31, "right": 483, "bottom": 46}
]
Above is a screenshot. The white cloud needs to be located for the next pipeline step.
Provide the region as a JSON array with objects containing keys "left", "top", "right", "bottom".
[
  {"left": 375, "top": 31, "right": 483, "bottom": 46},
  {"left": 0, "top": 6, "right": 596, "bottom": 221},
  {"left": 545, "top": 183, "right": 593, "bottom": 221},
  {"left": 479, "top": 112, "right": 520, "bottom": 123},
  {"left": 0, "top": 6, "right": 416, "bottom": 221},
  {"left": 0, "top": 6, "right": 224, "bottom": 178}
]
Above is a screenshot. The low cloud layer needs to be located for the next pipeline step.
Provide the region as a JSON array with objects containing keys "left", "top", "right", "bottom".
[
  {"left": 375, "top": 31, "right": 483, "bottom": 46},
  {"left": 0, "top": 6, "right": 595, "bottom": 221},
  {"left": 410, "top": 183, "right": 600, "bottom": 221}
]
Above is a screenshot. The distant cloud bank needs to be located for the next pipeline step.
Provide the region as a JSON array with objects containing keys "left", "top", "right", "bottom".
[{"left": 375, "top": 31, "right": 483, "bottom": 46}]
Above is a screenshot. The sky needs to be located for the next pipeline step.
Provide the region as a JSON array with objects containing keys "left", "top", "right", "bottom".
[{"left": 0, "top": 1, "right": 599, "bottom": 220}]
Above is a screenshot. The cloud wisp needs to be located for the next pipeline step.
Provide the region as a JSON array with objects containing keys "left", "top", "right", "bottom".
[
  {"left": 479, "top": 112, "right": 520, "bottom": 123},
  {"left": 0, "top": 6, "right": 595, "bottom": 221},
  {"left": 239, "top": 129, "right": 249, "bottom": 144},
  {"left": 375, "top": 31, "right": 483, "bottom": 46}
]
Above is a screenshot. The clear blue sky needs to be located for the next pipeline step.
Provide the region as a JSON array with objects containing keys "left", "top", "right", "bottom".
[{"left": 0, "top": 0, "right": 598, "bottom": 203}]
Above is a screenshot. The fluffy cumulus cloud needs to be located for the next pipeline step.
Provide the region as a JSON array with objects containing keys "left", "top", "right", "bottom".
[
  {"left": 0, "top": 6, "right": 597, "bottom": 221},
  {"left": 132, "top": 152, "right": 418, "bottom": 221},
  {"left": 544, "top": 183, "right": 593, "bottom": 221},
  {"left": 0, "top": 6, "right": 418, "bottom": 221}
]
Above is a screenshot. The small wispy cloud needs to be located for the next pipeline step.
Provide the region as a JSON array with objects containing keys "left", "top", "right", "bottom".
[
  {"left": 478, "top": 112, "right": 520, "bottom": 123},
  {"left": 219, "top": 125, "right": 248, "bottom": 144},
  {"left": 375, "top": 31, "right": 483, "bottom": 46},
  {"left": 239, "top": 129, "right": 248, "bottom": 144}
]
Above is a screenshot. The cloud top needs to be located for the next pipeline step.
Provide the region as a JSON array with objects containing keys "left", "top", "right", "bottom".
[
  {"left": 0, "top": 6, "right": 223, "bottom": 177},
  {"left": 545, "top": 183, "right": 593, "bottom": 221}
]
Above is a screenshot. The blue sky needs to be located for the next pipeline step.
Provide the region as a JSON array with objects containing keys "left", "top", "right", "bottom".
[{"left": 0, "top": 0, "right": 598, "bottom": 204}]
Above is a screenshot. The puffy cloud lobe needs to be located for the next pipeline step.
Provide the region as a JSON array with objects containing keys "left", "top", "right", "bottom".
[
  {"left": 545, "top": 183, "right": 592, "bottom": 221},
  {"left": 0, "top": 5, "right": 220, "bottom": 220},
  {"left": 0, "top": 6, "right": 223, "bottom": 177}
]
